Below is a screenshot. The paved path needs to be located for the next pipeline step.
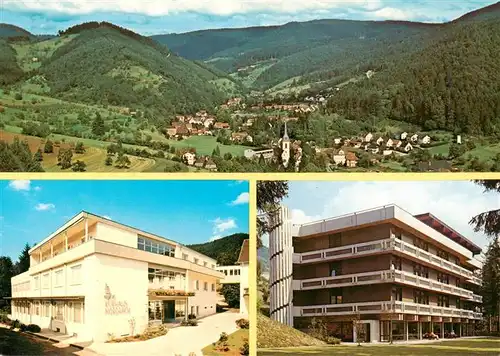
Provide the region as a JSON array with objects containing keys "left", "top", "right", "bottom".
[{"left": 87, "top": 311, "right": 245, "bottom": 356}]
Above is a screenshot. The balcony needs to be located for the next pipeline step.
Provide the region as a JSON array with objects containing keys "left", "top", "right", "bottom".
[
  {"left": 293, "top": 300, "right": 482, "bottom": 320},
  {"left": 293, "top": 269, "right": 482, "bottom": 302},
  {"left": 294, "top": 237, "right": 481, "bottom": 286}
]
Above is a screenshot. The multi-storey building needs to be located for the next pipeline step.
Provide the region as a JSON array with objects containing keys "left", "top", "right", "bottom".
[
  {"left": 10, "top": 212, "right": 224, "bottom": 342},
  {"left": 216, "top": 239, "right": 250, "bottom": 315},
  {"left": 269, "top": 205, "right": 483, "bottom": 343}
]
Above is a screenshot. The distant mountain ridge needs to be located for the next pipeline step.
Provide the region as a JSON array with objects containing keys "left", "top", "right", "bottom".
[{"left": 188, "top": 233, "right": 249, "bottom": 266}]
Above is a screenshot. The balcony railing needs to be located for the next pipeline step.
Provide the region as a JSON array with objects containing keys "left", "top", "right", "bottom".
[
  {"left": 293, "top": 300, "right": 482, "bottom": 320},
  {"left": 294, "top": 269, "right": 482, "bottom": 302},
  {"left": 295, "top": 237, "right": 481, "bottom": 286}
]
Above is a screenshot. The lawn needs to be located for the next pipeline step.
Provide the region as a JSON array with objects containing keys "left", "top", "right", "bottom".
[
  {"left": 202, "top": 328, "right": 248, "bottom": 356},
  {"left": 0, "top": 327, "right": 43, "bottom": 355},
  {"left": 258, "top": 338, "right": 500, "bottom": 355},
  {"left": 427, "top": 143, "right": 451, "bottom": 156},
  {"left": 164, "top": 136, "right": 251, "bottom": 156}
]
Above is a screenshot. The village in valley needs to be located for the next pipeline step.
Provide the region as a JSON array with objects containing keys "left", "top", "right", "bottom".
[{"left": 164, "top": 93, "right": 474, "bottom": 173}]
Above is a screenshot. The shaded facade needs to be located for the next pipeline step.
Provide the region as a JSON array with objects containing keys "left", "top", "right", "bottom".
[{"left": 271, "top": 205, "right": 483, "bottom": 343}]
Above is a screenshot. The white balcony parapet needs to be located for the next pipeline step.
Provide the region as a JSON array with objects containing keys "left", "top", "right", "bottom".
[
  {"left": 294, "top": 237, "right": 481, "bottom": 286},
  {"left": 293, "top": 300, "right": 482, "bottom": 320},
  {"left": 294, "top": 269, "right": 482, "bottom": 302},
  {"left": 296, "top": 205, "right": 475, "bottom": 261}
]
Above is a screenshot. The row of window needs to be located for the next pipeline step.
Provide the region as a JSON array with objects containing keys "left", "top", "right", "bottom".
[
  {"left": 194, "top": 280, "right": 215, "bottom": 292},
  {"left": 139, "top": 237, "right": 216, "bottom": 269},
  {"left": 16, "top": 265, "right": 82, "bottom": 293},
  {"left": 13, "top": 301, "right": 83, "bottom": 323},
  {"left": 218, "top": 269, "right": 241, "bottom": 276},
  {"left": 138, "top": 236, "right": 176, "bottom": 257}
]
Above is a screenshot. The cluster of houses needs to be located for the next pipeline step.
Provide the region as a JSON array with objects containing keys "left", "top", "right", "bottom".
[
  {"left": 219, "top": 97, "right": 244, "bottom": 110},
  {"left": 250, "top": 103, "right": 319, "bottom": 114},
  {"left": 181, "top": 151, "right": 218, "bottom": 171},
  {"left": 331, "top": 132, "right": 431, "bottom": 156},
  {"left": 165, "top": 111, "right": 226, "bottom": 139}
]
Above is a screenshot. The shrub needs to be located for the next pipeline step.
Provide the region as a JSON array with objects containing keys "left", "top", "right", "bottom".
[
  {"left": 10, "top": 319, "right": 21, "bottom": 329},
  {"left": 19, "top": 323, "right": 27, "bottom": 332},
  {"left": 188, "top": 314, "right": 196, "bottom": 320},
  {"left": 236, "top": 319, "right": 249, "bottom": 329},
  {"left": 307, "top": 318, "right": 340, "bottom": 344},
  {"left": 26, "top": 324, "right": 41, "bottom": 332},
  {"left": 181, "top": 319, "right": 198, "bottom": 326},
  {"left": 240, "top": 341, "right": 249, "bottom": 355},
  {"left": 14, "top": 93, "right": 23, "bottom": 100},
  {"left": 218, "top": 332, "right": 229, "bottom": 343},
  {"left": 0, "top": 314, "right": 10, "bottom": 324}
]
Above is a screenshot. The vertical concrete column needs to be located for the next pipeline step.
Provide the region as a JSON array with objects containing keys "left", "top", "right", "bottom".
[
  {"left": 441, "top": 322, "right": 444, "bottom": 339},
  {"left": 459, "top": 323, "right": 462, "bottom": 337},
  {"left": 404, "top": 320, "right": 408, "bottom": 341},
  {"left": 269, "top": 205, "right": 293, "bottom": 327},
  {"left": 418, "top": 321, "right": 422, "bottom": 339}
]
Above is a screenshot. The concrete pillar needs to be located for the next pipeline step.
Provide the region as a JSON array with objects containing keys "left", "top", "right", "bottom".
[
  {"left": 418, "top": 321, "right": 422, "bottom": 339},
  {"left": 269, "top": 205, "right": 293, "bottom": 327},
  {"left": 431, "top": 321, "right": 433, "bottom": 334},
  {"left": 404, "top": 320, "right": 408, "bottom": 341},
  {"left": 459, "top": 323, "right": 462, "bottom": 337},
  {"left": 441, "top": 322, "right": 444, "bottom": 339},
  {"left": 85, "top": 217, "right": 89, "bottom": 242}
]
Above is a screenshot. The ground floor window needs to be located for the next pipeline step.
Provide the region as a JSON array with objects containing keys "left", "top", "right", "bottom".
[
  {"left": 408, "top": 322, "right": 419, "bottom": 340},
  {"left": 149, "top": 301, "right": 163, "bottom": 321},
  {"left": 73, "top": 302, "right": 83, "bottom": 323},
  {"left": 175, "top": 300, "right": 186, "bottom": 319},
  {"left": 54, "top": 302, "right": 64, "bottom": 321},
  {"left": 327, "top": 321, "right": 353, "bottom": 342},
  {"left": 44, "top": 302, "right": 50, "bottom": 317}
]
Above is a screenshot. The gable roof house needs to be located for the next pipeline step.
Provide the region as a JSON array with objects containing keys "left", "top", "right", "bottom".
[{"left": 346, "top": 152, "right": 358, "bottom": 168}]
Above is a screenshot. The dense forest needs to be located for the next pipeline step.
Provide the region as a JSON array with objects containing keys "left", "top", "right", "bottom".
[
  {"left": 37, "top": 26, "right": 227, "bottom": 121},
  {"left": 0, "top": 40, "right": 24, "bottom": 85},
  {"left": 326, "top": 18, "right": 500, "bottom": 136},
  {"left": 0, "top": 138, "right": 44, "bottom": 172},
  {"left": 188, "top": 233, "right": 249, "bottom": 266}
]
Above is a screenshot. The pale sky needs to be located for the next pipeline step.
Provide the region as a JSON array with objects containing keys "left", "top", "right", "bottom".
[
  {"left": 2, "top": 0, "right": 496, "bottom": 35},
  {"left": 262, "top": 181, "right": 499, "bottom": 252}
]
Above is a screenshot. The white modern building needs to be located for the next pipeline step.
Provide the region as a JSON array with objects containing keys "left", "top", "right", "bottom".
[
  {"left": 216, "top": 239, "right": 250, "bottom": 315},
  {"left": 10, "top": 212, "right": 224, "bottom": 342}
]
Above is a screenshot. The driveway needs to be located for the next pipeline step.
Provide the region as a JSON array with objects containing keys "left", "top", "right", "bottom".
[{"left": 87, "top": 311, "right": 246, "bottom": 356}]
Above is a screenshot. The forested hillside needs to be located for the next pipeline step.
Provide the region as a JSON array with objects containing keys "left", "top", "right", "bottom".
[
  {"left": 188, "top": 233, "right": 249, "bottom": 266},
  {"left": 0, "top": 40, "right": 24, "bottom": 85},
  {"left": 37, "top": 23, "right": 226, "bottom": 119},
  {"left": 0, "top": 24, "right": 33, "bottom": 38},
  {"left": 326, "top": 18, "right": 500, "bottom": 135}
]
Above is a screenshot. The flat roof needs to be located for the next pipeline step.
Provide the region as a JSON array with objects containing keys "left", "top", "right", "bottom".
[
  {"left": 29, "top": 211, "right": 216, "bottom": 262},
  {"left": 414, "top": 213, "right": 482, "bottom": 254}
]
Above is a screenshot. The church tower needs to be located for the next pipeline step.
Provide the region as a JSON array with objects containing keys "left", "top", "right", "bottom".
[{"left": 281, "top": 121, "right": 290, "bottom": 168}]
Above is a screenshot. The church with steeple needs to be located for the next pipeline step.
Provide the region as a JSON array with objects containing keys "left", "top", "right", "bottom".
[{"left": 281, "top": 121, "right": 290, "bottom": 168}]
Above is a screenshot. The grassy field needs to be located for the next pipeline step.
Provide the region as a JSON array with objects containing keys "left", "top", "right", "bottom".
[
  {"left": 257, "top": 314, "right": 325, "bottom": 349},
  {"left": 0, "top": 130, "right": 156, "bottom": 172},
  {"left": 258, "top": 338, "right": 500, "bottom": 355},
  {"left": 202, "top": 329, "right": 248, "bottom": 356},
  {"left": 164, "top": 136, "right": 250, "bottom": 156},
  {"left": 427, "top": 143, "right": 451, "bottom": 156}
]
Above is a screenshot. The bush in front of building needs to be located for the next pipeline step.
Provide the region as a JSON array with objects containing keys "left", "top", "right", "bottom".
[
  {"left": 25, "top": 324, "right": 41, "bottom": 333},
  {"left": 213, "top": 332, "right": 230, "bottom": 352},
  {"left": 236, "top": 319, "right": 249, "bottom": 329},
  {"left": 308, "top": 318, "right": 341, "bottom": 345},
  {"left": 0, "top": 314, "right": 11, "bottom": 325},
  {"left": 181, "top": 319, "right": 198, "bottom": 326},
  {"left": 220, "top": 284, "right": 240, "bottom": 308},
  {"left": 188, "top": 314, "right": 196, "bottom": 320},
  {"left": 9, "top": 320, "right": 21, "bottom": 330}
]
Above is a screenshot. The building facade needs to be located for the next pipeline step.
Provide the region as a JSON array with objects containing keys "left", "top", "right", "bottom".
[
  {"left": 10, "top": 212, "right": 224, "bottom": 342},
  {"left": 216, "top": 239, "right": 250, "bottom": 315},
  {"left": 269, "top": 205, "right": 483, "bottom": 343}
]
